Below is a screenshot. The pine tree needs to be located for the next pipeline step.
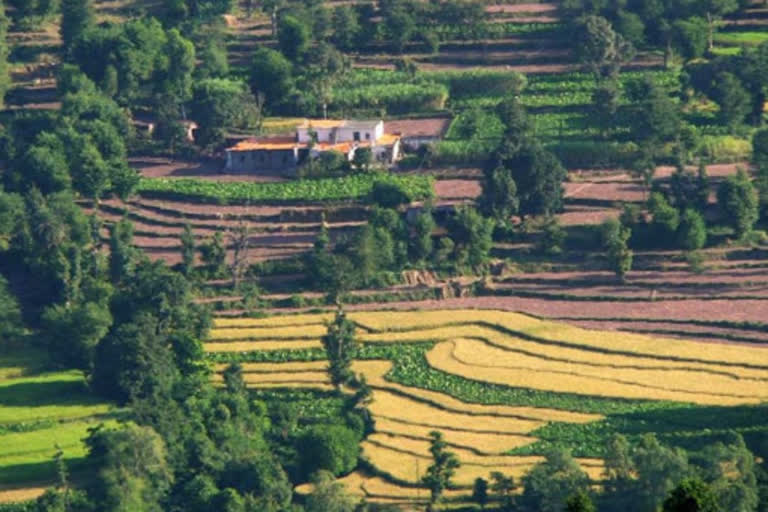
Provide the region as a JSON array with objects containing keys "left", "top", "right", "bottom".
[{"left": 61, "top": 0, "right": 94, "bottom": 52}]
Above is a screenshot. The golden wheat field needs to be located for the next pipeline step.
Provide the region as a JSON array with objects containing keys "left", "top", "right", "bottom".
[{"left": 208, "top": 309, "right": 768, "bottom": 495}]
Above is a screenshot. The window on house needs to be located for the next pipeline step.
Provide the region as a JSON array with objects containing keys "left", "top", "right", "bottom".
[
  {"left": 353, "top": 131, "right": 360, "bottom": 142},
  {"left": 240, "top": 155, "right": 245, "bottom": 163},
  {"left": 365, "top": 133, "right": 370, "bottom": 140}
]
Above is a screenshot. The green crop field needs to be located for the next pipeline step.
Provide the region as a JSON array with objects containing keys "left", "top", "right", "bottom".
[
  {"left": 0, "top": 347, "right": 118, "bottom": 490},
  {"left": 136, "top": 174, "right": 435, "bottom": 204}
]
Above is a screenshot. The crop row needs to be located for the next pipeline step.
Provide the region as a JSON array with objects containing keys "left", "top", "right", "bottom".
[{"left": 136, "top": 174, "right": 435, "bottom": 204}]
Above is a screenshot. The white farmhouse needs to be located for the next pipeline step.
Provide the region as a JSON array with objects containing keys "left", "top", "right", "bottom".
[{"left": 225, "top": 119, "right": 401, "bottom": 175}]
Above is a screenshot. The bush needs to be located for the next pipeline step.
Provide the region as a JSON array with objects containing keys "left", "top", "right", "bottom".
[
  {"left": 367, "top": 181, "right": 413, "bottom": 208},
  {"left": 699, "top": 135, "right": 752, "bottom": 163},
  {"left": 297, "top": 425, "right": 361, "bottom": 479}
]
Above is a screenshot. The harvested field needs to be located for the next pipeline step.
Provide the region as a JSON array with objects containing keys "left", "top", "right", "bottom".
[
  {"left": 206, "top": 310, "right": 768, "bottom": 498},
  {"left": 346, "top": 296, "right": 768, "bottom": 324},
  {"left": 204, "top": 339, "right": 323, "bottom": 352},
  {"left": 352, "top": 360, "right": 602, "bottom": 424},
  {"left": 365, "top": 388, "right": 544, "bottom": 434},
  {"left": 209, "top": 324, "right": 328, "bottom": 340},
  {"left": 428, "top": 339, "right": 767, "bottom": 405}
]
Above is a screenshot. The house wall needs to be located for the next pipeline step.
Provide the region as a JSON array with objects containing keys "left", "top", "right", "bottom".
[
  {"left": 226, "top": 149, "right": 299, "bottom": 174},
  {"left": 337, "top": 121, "right": 383, "bottom": 143}
]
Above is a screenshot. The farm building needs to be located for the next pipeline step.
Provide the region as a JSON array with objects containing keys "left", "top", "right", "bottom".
[
  {"left": 225, "top": 119, "right": 401, "bottom": 175},
  {"left": 384, "top": 117, "right": 451, "bottom": 151}
]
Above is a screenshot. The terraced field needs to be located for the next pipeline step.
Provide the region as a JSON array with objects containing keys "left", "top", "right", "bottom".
[
  {"left": 0, "top": 347, "right": 119, "bottom": 504},
  {"left": 207, "top": 310, "right": 768, "bottom": 502}
]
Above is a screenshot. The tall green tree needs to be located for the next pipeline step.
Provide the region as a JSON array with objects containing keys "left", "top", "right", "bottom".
[
  {"left": 321, "top": 308, "right": 358, "bottom": 389},
  {"left": 522, "top": 448, "right": 590, "bottom": 512},
  {"left": 250, "top": 47, "right": 293, "bottom": 109},
  {"left": 713, "top": 72, "right": 751, "bottom": 128},
  {"left": 487, "top": 139, "right": 567, "bottom": 218},
  {"left": 109, "top": 219, "right": 138, "bottom": 285},
  {"left": 602, "top": 218, "right": 633, "bottom": 282},
  {"left": 422, "top": 431, "right": 460, "bottom": 510},
  {"left": 179, "top": 224, "right": 195, "bottom": 276},
  {"left": 717, "top": 169, "right": 759, "bottom": 238},
  {"left": 677, "top": 209, "right": 707, "bottom": 251},
  {"left": 575, "top": 15, "right": 635, "bottom": 81},
  {"left": 61, "top": 0, "right": 94, "bottom": 52},
  {"left": 277, "top": 15, "right": 311, "bottom": 62},
  {"left": 85, "top": 423, "right": 173, "bottom": 512}
]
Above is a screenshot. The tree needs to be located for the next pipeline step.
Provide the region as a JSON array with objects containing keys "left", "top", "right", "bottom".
[
  {"left": 321, "top": 308, "right": 358, "bottom": 389},
  {"left": 108, "top": 219, "right": 138, "bottom": 285},
  {"left": 649, "top": 192, "right": 681, "bottom": 246},
  {"left": 490, "top": 471, "right": 516, "bottom": 511},
  {"left": 472, "top": 478, "right": 488, "bottom": 510},
  {"left": 199, "top": 232, "right": 226, "bottom": 277},
  {"left": 574, "top": 15, "right": 635, "bottom": 82},
  {"left": 91, "top": 313, "right": 178, "bottom": 403},
  {"left": 677, "top": 209, "right": 707, "bottom": 251},
  {"left": 409, "top": 206, "right": 435, "bottom": 263},
  {"left": 304, "top": 471, "right": 356, "bottom": 512},
  {"left": 298, "top": 425, "right": 360, "bottom": 478},
  {"left": 565, "top": 490, "right": 596, "bottom": 512},
  {"left": 753, "top": 129, "right": 768, "bottom": 169},
  {"left": 537, "top": 216, "right": 566, "bottom": 256},
  {"left": 480, "top": 165, "right": 518, "bottom": 222},
  {"left": 629, "top": 77, "right": 681, "bottom": 148},
  {"left": 278, "top": 15, "right": 310, "bottom": 62},
  {"left": 495, "top": 95, "right": 531, "bottom": 143},
  {"left": 331, "top": 6, "right": 360, "bottom": 51},
  {"left": 422, "top": 431, "right": 460, "bottom": 510},
  {"left": 590, "top": 79, "right": 621, "bottom": 138},
  {"left": 20, "top": 145, "right": 71, "bottom": 195},
  {"left": 700, "top": 0, "right": 739, "bottom": 51},
  {"left": 713, "top": 72, "right": 751, "bottom": 128},
  {"left": 699, "top": 433, "right": 759, "bottom": 512},
  {"left": 60, "top": 0, "right": 94, "bottom": 52},
  {"left": 673, "top": 16, "right": 709, "bottom": 60},
  {"left": 227, "top": 221, "right": 251, "bottom": 289},
  {"left": 0, "top": 0, "right": 10, "bottom": 108},
  {"left": 85, "top": 423, "right": 172, "bottom": 512},
  {"left": 717, "top": 169, "right": 758, "bottom": 238},
  {"left": 42, "top": 301, "right": 112, "bottom": 370},
  {"left": 633, "top": 434, "right": 690, "bottom": 512},
  {"left": 603, "top": 434, "right": 634, "bottom": 508},
  {"left": 352, "top": 147, "right": 372, "bottom": 173},
  {"left": 198, "top": 37, "right": 229, "bottom": 79},
  {"left": 250, "top": 47, "right": 293, "bottom": 109},
  {"left": 180, "top": 224, "right": 195, "bottom": 276},
  {"left": 191, "top": 79, "right": 262, "bottom": 149},
  {"left": 522, "top": 447, "right": 590, "bottom": 512},
  {"left": 447, "top": 206, "right": 494, "bottom": 268},
  {"left": 0, "top": 275, "right": 21, "bottom": 340},
  {"left": 663, "top": 478, "right": 721, "bottom": 512},
  {"left": 488, "top": 139, "right": 567, "bottom": 218},
  {"left": 602, "top": 218, "right": 633, "bottom": 282}
]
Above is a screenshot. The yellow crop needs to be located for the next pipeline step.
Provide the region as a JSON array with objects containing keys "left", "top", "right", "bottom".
[
  {"left": 204, "top": 339, "right": 322, "bottom": 352},
  {"left": 209, "top": 324, "right": 327, "bottom": 340},
  {"left": 428, "top": 340, "right": 761, "bottom": 406}
]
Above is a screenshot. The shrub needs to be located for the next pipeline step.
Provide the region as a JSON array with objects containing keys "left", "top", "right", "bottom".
[{"left": 297, "top": 424, "right": 361, "bottom": 479}]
